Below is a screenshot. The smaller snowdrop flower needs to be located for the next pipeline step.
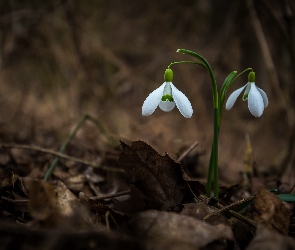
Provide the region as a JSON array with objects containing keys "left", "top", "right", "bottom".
[
  {"left": 142, "top": 68, "right": 193, "bottom": 118},
  {"left": 226, "top": 72, "right": 268, "bottom": 117}
]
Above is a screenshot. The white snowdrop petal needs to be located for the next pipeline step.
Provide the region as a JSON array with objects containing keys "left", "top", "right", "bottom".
[
  {"left": 248, "top": 83, "right": 264, "bottom": 117},
  {"left": 170, "top": 83, "right": 193, "bottom": 118},
  {"left": 159, "top": 101, "right": 175, "bottom": 112},
  {"left": 257, "top": 86, "right": 269, "bottom": 108},
  {"left": 225, "top": 85, "right": 247, "bottom": 110},
  {"left": 142, "top": 83, "right": 166, "bottom": 116}
]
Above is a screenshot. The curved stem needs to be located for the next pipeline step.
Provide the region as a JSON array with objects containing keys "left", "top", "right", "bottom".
[
  {"left": 177, "top": 49, "right": 219, "bottom": 198},
  {"left": 232, "top": 68, "right": 253, "bottom": 82},
  {"left": 177, "top": 49, "right": 218, "bottom": 108},
  {"left": 168, "top": 61, "right": 207, "bottom": 69}
]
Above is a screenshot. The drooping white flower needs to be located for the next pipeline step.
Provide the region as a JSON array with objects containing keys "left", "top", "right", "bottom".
[
  {"left": 142, "top": 69, "right": 193, "bottom": 118},
  {"left": 225, "top": 72, "right": 268, "bottom": 117}
]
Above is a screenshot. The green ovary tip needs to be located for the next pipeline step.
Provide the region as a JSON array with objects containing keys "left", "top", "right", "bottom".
[
  {"left": 164, "top": 68, "right": 173, "bottom": 82},
  {"left": 248, "top": 71, "right": 255, "bottom": 82}
]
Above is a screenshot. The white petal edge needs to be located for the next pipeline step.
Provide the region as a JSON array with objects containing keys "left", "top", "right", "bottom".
[
  {"left": 248, "top": 83, "right": 264, "bottom": 117},
  {"left": 257, "top": 86, "right": 269, "bottom": 108},
  {"left": 225, "top": 84, "right": 247, "bottom": 110},
  {"left": 142, "top": 83, "right": 166, "bottom": 116},
  {"left": 170, "top": 83, "right": 193, "bottom": 118},
  {"left": 159, "top": 101, "right": 175, "bottom": 112}
]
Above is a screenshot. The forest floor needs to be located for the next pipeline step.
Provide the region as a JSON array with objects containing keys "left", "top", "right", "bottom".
[
  {"left": 0, "top": 116, "right": 294, "bottom": 249},
  {"left": 0, "top": 1, "right": 295, "bottom": 249}
]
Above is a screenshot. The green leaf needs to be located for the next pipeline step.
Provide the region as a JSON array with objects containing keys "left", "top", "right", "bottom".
[
  {"left": 277, "top": 194, "right": 295, "bottom": 202},
  {"left": 218, "top": 71, "right": 237, "bottom": 127},
  {"left": 176, "top": 49, "right": 210, "bottom": 70},
  {"left": 168, "top": 60, "right": 207, "bottom": 69},
  {"left": 220, "top": 71, "right": 237, "bottom": 109}
]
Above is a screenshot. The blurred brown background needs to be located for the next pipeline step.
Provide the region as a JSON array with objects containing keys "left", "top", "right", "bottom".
[{"left": 0, "top": 0, "right": 294, "bottom": 185}]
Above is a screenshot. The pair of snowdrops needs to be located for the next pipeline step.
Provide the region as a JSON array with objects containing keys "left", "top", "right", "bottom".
[{"left": 142, "top": 69, "right": 268, "bottom": 118}]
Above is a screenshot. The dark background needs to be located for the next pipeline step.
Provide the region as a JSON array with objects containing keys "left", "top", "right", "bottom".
[{"left": 0, "top": 0, "right": 294, "bottom": 185}]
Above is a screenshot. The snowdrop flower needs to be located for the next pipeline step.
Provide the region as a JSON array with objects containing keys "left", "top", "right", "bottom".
[
  {"left": 226, "top": 72, "right": 268, "bottom": 117},
  {"left": 142, "top": 69, "right": 193, "bottom": 118}
]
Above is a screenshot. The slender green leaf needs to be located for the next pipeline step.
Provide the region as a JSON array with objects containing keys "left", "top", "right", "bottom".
[{"left": 277, "top": 194, "right": 295, "bottom": 202}]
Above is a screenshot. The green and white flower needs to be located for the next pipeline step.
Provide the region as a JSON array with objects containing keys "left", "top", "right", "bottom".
[
  {"left": 142, "top": 69, "right": 193, "bottom": 118},
  {"left": 226, "top": 72, "right": 268, "bottom": 117}
]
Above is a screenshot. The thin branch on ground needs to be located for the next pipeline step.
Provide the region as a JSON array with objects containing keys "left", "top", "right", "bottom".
[
  {"left": 1, "top": 196, "right": 29, "bottom": 203},
  {"left": 44, "top": 114, "right": 120, "bottom": 181},
  {"left": 89, "top": 190, "right": 130, "bottom": 201},
  {"left": 198, "top": 194, "right": 257, "bottom": 228},
  {"left": 0, "top": 143, "right": 124, "bottom": 172},
  {"left": 177, "top": 140, "right": 199, "bottom": 162},
  {"left": 203, "top": 195, "right": 256, "bottom": 221}
]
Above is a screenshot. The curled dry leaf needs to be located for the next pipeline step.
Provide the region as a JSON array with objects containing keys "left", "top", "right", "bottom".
[
  {"left": 128, "top": 210, "right": 233, "bottom": 249},
  {"left": 25, "top": 179, "right": 58, "bottom": 220},
  {"left": 25, "top": 179, "right": 79, "bottom": 220},
  {"left": 119, "top": 140, "right": 194, "bottom": 210},
  {"left": 1, "top": 172, "right": 28, "bottom": 195},
  {"left": 247, "top": 224, "right": 295, "bottom": 250},
  {"left": 54, "top": 180, "right": 78, "bottom": 217},
  {"left": 253, "top": 187, "right": 291, "bottom": 235}
]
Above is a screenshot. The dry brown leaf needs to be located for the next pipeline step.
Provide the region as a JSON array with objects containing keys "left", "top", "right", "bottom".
[
  {"left": 247, "top": 224, "right": 295, "bottom": 250},
  {"left": 127, "top": 210, "right": 233, "bottom": 250},
  {"left": 0, "top": 221, "right": 143, "bottom": 249},
  {"left": 25, "top": 179, "right": 57, "bottom": 220},
  {"left": 0, "top": 173, "right": 30, "bottom": 221},
  {"left": 65, "top": 174, "right": 86, "bottom": 191},
  {"left": 54, "top": 180, "right": 78, "bottom": 217},
  {"left": 1, "top": 172, "right": 27, "bottom": 195},
  {"left": 119, "top": 140, "right": 194, "bottom": 210},
  {"left": 25, "top": 179, "right": 80, "bottom": 220},
  {"left": 79, "top": 192, "right": 127, "bottom": 229},
  {"left": 253, "top": 187, "right": 291, "bottom": 235}
]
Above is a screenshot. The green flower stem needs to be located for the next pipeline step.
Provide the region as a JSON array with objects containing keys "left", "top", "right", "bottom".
[
  {"left": 177, "top": 49, "right": 219, "bottom": 198},
  {"left": 207, "top": 119, "right": 221, "bottom": 197},
  {"left": 206, "top": 144, "right": 214, "bottom": 197},
  {"left": 232, "top": 68, "right": 253, "bottom": 83},
  {"left": 174, "top": 50, "right": 254, "bottom": 198},
  {"left": 177, "top": 49, "right": 218, "bottom": 108},
  {"left": 168, "top": 61, "right": 207, "bottom": 69},
  {"left": 213, "top": 108, "right": 219, "bottom": 197}
]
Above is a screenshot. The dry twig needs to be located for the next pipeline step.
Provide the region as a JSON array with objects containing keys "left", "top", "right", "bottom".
[
  {"left": 177, "top": 141, "right": 199, "bottom": 162},
  {"left": 0, "top": 143, "right": 124, "bottom": 172}
]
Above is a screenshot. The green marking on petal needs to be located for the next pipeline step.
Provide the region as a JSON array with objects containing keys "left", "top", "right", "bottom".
[
  {"left": 243, "top": 93, "right": 248, "bottom": 101},
  {"left": 161, "top": 94, "right": 174, "bottom": 102},
  {"left": 243, "top": 83, "right": 251, "bottom": 101}
]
